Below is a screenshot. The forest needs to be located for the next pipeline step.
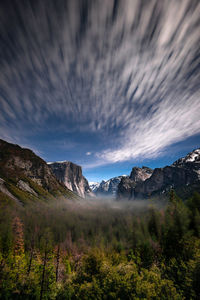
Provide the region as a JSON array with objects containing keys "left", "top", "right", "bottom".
[{"left": 0, "top": 191, "right": 200, "bottom": 299}]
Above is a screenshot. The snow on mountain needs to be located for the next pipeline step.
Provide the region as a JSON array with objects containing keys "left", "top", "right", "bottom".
[
  {"left": 93, "top": 175, "right": 127, "bottom": 197},
  {"left": 89, "top": 182, "right": 100, "bottom": 192},
  {"left": 182, "top": 149, "right": 200, "bottom": 163},
  {"left": 47, "top": 161, "right": 68, "bottom": 165},
  {"left": 172, "top": 148, "right": 200, "bottom": 166}
]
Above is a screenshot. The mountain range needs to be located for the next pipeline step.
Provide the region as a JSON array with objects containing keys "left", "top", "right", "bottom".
[
  {"left": 89, "top": 176, "right": 127, "bottom": 198},
  {"left": 0, "top": 138, "right": 200, "bottom": 204},
  {"left": 117, "top": 149, "right": 200, "bottom": 200}
]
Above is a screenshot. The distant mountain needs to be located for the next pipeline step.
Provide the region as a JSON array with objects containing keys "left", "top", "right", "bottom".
[
  {"left": 0, "top": 139, "right": 78, "bottom": 206},
  {"left": 117, "top": 149, "right": 200, "bottom": 200},
  {"left": 48, "top": 161, "right": 93, "bottom": 198},
  {"left": 89, "top": 182, "right": 100, "bottom": 193},
  {"left": 92, "top": 176, "right": 127, "bottom": 198}
]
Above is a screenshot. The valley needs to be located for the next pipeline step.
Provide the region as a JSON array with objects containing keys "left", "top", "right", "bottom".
[{"left": 0, "top": 139, "right": 200, "bottom": 299}]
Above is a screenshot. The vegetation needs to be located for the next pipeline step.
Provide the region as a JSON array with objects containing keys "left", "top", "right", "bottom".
[{"left": 0, "top": 192, "right": 200, "bottom": 299}]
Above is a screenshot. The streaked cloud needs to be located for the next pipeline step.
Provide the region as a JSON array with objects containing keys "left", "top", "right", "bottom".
[{"left": 0, "top": 0, "right": 199, "bottom": 166}]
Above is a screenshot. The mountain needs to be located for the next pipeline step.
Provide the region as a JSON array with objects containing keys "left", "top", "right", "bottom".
[
  {"left": 117, "top": 149, "right": 200, "bottom": 200},
  {"left": 92, "top": 176, "right": 127, "bottom": 198},
  {"left": 117, "top": 167, "right": 153, "bottom": 200},
  {"left": 172, "top": 149, "right": 200, "bottom": 166},
  {"left": 48, "top": 161, "right": 93, "bottom": 198},
  {"left": 89, "top": 182, "right": 100, "bottom": 193},
  {"left": 0, "top": 139, "right": 78, "bottom": 206}
]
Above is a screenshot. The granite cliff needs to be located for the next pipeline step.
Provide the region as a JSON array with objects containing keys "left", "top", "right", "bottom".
[{"left": 48, "top": 161, "right": 93, "bottom": 198}]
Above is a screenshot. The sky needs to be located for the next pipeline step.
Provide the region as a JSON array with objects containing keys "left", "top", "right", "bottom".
[{"left": 0, "top": 0, "right": 200, "bottom": 182}]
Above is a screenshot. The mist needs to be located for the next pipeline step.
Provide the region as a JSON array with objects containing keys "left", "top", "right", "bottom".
[{"left": 66, "top": 195, "right": 165, "bottom": 212}]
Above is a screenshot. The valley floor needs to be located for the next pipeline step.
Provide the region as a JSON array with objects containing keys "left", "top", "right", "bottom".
[{"left": 0, "top": 191, "right": 200, "bottom": 299}]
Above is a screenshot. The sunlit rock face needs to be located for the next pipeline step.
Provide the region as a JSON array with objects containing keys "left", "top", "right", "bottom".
[
  {"left": 117, "top": 149, "right": 200, "bottom": 200},
  {"left": 48, "top": 161, "right": 92, "bottom": 198}
]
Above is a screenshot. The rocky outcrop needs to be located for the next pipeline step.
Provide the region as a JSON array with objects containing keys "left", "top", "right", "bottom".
[
  {"left": 92, "top": 176, "right": 127, "bottom": 198},
  {"left": 130, "top": 166, "right": 153, "bottom": 182},
  {"left": 117, "top": 167, "right": 153, "bottom": 200},
  {"left": 0, "top": 177, "right": 20, "bottom": 204},
  {"left": 48, "top": 161, "right": 93, "bottom": 198},
  {"left": 17, "top": 180, "right": 38, "bottom": 196}
]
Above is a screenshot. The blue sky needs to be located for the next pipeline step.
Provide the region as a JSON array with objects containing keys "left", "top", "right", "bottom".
[{"left": 0, "top": 0, "right": 200, "bottom": 182}]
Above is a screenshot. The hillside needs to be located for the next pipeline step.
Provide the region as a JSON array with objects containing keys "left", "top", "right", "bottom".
[{"left": 0, "top": 139, "right": 79, "bottom": 206}]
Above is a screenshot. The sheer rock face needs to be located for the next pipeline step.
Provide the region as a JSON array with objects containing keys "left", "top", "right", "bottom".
[
  {"left": 17, "top": 180, "right": 38, "bottom": 196},
  {"left": 48, "top": 161, "right": 92, "bottom": 198},
  {"left": 117, "top": 167, "right": 153, "bottom": 200}
]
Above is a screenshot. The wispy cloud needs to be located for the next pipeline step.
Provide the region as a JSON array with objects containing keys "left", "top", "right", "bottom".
[{"left": 0, "top": 0, "right": 199, "bottom": 165}]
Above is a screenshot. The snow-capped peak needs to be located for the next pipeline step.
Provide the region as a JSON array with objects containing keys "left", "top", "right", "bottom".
[
  {"left": 91, "top": 175, "right": 128, "bottom": 197},
  {"left": 89, "top": 182, "right": 100, "bottom": 192},
  {"left": 184, "top": 149, "right": 200, "bottom": 162},
  {"left": 172, "top": 148, "right": 200, "bottom": 166}
]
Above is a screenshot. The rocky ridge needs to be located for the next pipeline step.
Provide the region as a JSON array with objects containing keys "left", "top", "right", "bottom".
[{"left": 117, "top": 149, "right": 200, "bottom": 200}]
